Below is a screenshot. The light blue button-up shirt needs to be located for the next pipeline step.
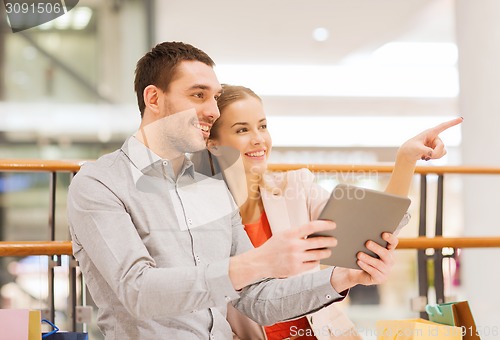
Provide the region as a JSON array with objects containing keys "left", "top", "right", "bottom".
[{"left": 68, "top": 137, "right": 343, "bottom": 339}]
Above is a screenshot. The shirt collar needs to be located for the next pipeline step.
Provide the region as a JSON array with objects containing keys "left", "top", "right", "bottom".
[{"left": 121, "top": 136, "right": 195, "bottom": 180}]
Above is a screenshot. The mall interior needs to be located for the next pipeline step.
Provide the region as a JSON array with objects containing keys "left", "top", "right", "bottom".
[{"left": 1, "top": 1, "right": 500, "bottom": 339}]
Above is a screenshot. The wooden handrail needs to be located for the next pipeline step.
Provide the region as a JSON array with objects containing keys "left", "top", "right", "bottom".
[
  {"left": 2, "top": 159, "right": 500, "bottom": 175},
  {"left": 0, "top": 241, "right": 73, "bottom": 256},
  {"left": 397, "top": 236, "right": 500, "bottom": 249},
  {"left": 1, "top": 237, "right": 500, "bottom": 257},
  {"left": 0, "top": 159, "right": 84, "bottom": 172},
  {"left": 268, "top": 164, "right": 500, "bottom": 175}
]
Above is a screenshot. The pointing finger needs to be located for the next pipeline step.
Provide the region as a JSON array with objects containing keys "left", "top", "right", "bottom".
[{"left": 429, "top": 117, "right": 463, "bottom": 136}]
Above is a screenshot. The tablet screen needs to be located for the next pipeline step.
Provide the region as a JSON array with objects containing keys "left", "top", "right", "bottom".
[{"left": 311, "top": 184, "right": 411, "bottom": 269}]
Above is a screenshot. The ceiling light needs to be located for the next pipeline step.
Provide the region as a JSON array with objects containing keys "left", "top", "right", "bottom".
[
  {"left": 53, "top": 11, "right": 72, "bottom": 30},
  {"left": 72, "top": 7, "right": 92, "bottom": 30},
  {"left": 372, "top": 42, "right": 458, "bottom": 66},
  {"left": 312, "top": 27, "right": 329, "bottom": 42},
  {"left": 37, "top": 6, "right": 93, "bottom": 31},
  {"left": 216, "top": 64, "right": 458, "bottom": 98},
  {"left": 267, "top": 116, "right": 461, "bottom": 148}
]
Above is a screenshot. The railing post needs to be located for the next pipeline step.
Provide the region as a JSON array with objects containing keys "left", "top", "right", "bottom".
[
  {"left": 48, "top": 254, "right": 61, "bottom": 322},
  {"left": 67, "top": 171, "right": 82, "bottom": 332},
  {"left": 417, "top": 174, "right": 429, "bottom": 319},
  {"left": 69, "top": 256, "right": 79, "bottom": 331},
  {"left": 48, "top": 171, "right": 57, "bottom": 323},
  {"left": 434, "top": 174, "right": 445, "bottom": 304}
]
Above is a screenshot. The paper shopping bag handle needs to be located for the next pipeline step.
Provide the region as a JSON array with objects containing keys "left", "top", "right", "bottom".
[
  {"left": 42, "top": 319, "right": 59, "bottom": 338},
  {"left": 425, "top": 304, "right": 444, "bottom": 316}
]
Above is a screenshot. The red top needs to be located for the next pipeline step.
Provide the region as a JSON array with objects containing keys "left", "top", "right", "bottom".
[{"left": 244, "top": 212, "right": 317, "bottom": 340}]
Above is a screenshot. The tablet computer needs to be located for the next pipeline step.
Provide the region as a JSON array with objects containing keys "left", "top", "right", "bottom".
[{"left": 310, "top": 184, "right": 411, "bottom": 270}]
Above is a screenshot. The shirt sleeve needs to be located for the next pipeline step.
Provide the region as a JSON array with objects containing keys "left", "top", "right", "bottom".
[{"left": 233, "top": 266, "right": 346, "bottom": 325}]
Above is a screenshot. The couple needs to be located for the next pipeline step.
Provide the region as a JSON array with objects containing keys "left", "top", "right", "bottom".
[{"left": 67, "top": 41, "right": 462, "bottom": 340}]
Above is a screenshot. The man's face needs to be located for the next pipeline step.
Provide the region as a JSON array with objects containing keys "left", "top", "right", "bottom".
[
  {"left": 159, "top": 61, "right": 222, "bottom": 152},
  {"left": 157, "top": 61, "right": 222, "bottom": 155}
]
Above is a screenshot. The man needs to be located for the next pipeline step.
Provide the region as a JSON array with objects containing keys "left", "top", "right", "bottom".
[{"left": 67, "top": 41, "right": 398, "bottom": 339}]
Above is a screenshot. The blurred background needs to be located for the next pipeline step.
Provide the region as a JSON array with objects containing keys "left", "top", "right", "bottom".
[{"left": 1, "top": 0, "right": 499, "bottom": 339}]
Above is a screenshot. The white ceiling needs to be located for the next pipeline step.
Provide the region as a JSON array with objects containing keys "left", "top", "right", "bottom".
[{"left": 156, "top": 0, "right": 455, "bottom": 64}]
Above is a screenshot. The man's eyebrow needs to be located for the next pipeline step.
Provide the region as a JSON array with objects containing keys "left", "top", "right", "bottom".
[
  {"left": 187, "top": 84, "right": 223, "bottom": 93},
  {"left": 187, "top": 84, "right": 210, "bottom": 91}
]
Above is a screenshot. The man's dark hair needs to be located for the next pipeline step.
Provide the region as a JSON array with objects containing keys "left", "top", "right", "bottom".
[{"left": 134, "top": 41, "right": 215, "bottom": 117}]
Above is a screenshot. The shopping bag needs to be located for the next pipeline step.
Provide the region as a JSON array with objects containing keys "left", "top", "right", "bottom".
[
  {"left": 426, "top": 301, "right": 480, "bottom": 340},
  {"left": 0, "top": 309, "right": 41, "bottom": 340},
  {"left": 41, "top": 318, "right": 88, "bottom": 339},
  {"left": 42, "top": 334, "right": 88, "bottom": 340},
  {"left": 376, "top": 318, "right": 463, "bottom": 339}
]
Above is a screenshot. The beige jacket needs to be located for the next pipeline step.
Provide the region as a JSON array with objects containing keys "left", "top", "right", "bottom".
[{"left": 228, "top": 169, "right": 362, "bottom": 340}]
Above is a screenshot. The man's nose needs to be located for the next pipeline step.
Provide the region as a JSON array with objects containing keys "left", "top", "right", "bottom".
[{"left": 200, "top": 99, "right": 220, "bottom": 121}]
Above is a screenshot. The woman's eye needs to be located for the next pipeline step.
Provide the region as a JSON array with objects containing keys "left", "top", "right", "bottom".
[
  {"left": 236, "top": 128, "right": 248, "bottom": 133},
  {"left": 193, "top": 93, "right": 204, "bottom": 99},
  {"left": 260, "top": 124, "right": 267, "bottom": 130}
]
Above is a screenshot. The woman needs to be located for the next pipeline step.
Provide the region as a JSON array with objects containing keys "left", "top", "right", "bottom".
[{"left": 206, "top": 85, "right": 462, "bottom": 340}]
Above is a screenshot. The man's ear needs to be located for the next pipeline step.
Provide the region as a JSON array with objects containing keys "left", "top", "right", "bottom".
[{"left": 143, "top": 85, "right": 161, "bottom": 115}]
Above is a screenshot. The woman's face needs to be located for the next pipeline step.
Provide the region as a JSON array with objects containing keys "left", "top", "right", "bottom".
[{"left": 210, "top": 96, "right": 272, "bottom": 176}]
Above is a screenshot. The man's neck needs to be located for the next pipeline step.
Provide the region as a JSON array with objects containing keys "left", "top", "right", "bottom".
[
  {"left": 134, "top": 127, "right": 185, "bottom": 177},
  {"left": 169, "top": 156, "right": 185, "bottom": 178}
]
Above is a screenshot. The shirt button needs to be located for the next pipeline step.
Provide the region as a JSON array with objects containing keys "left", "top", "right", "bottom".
[
  {"left": 210, "top": 334, "right": 215, "bottom": 340},
  {"left": 224, "top": 296, "right": 231, "bottom": 302},
  {"left": 195, "top": 255, "right": 201, "bottom": 262},
  {"left": 162, "top": 161, "right": 168, "bottom": 166},
  {"left": 325, "top": 294, "right": 332, "bottom": 300}
]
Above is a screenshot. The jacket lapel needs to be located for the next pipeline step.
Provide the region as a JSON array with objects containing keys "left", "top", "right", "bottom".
[{"left": 260, "top": 174, "right": 292, "bottom": 233}]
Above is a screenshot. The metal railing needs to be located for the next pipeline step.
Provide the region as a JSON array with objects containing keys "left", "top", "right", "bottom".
[
  {"left": 2, "top": 159, "right": 500, "bottom": 323},
  {"left": 0, "top": 159, "right": 82, "bottom": 330}
]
